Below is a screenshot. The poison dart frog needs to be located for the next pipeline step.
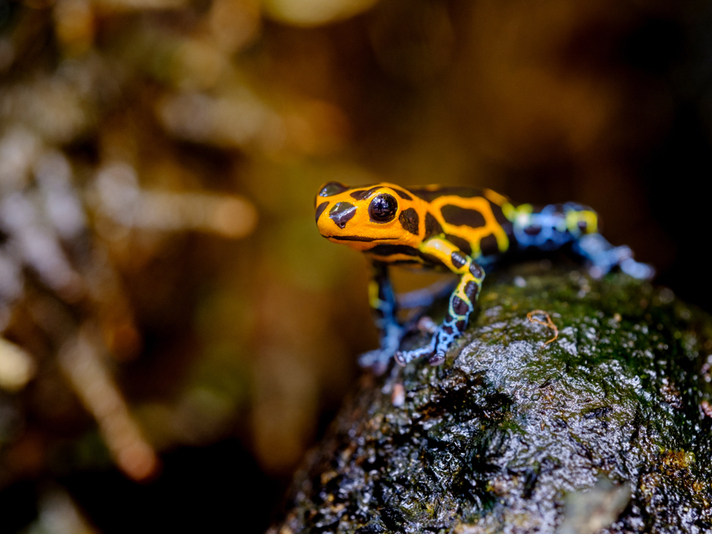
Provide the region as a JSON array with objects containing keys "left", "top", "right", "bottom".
[{"left": 315, "top": 182, "right": 654, "bottom": 370}]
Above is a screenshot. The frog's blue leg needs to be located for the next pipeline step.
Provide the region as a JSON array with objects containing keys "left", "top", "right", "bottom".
[
  {"left": 572, "top": 234, "right": 655, "bottom": 280},
  {"left": 358, "top": 261, "right": 405, "bottom": 371},
  {"left": 395, "top": 242, "right": 486, "bottom": 366},
  {"left": 511, "top": 202, "right": 654, "bottom": 280}
]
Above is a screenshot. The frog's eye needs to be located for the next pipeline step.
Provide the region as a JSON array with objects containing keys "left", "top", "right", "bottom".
[
  {"left": 318, "top": 182, "right": 348, "bottom": 197},
  {"left": 368, "top": 194, "right": 398, "bottom": 222}
]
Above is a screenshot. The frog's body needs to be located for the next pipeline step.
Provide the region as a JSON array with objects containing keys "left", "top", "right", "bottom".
[{"left": 315, "top": 182, "right": 654, "bottom": 369}]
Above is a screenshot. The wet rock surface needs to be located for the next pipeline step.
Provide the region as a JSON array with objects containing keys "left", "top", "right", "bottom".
[{"left": 269, "top": 264, "right": 712, "bottom": 533}]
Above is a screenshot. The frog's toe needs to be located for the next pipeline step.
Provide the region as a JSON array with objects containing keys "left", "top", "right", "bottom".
[
  {"left": 393, "top": 351, "right": 408, "bottom": 366},
  {"left": 395, "top": 343, "right": 435, "bottom": 366},
  {"left": 620, "top": 257, "right": 655, "bottom": 280},
  {"left": 428, "top": 352, "right": 446, "bottom": 366}
]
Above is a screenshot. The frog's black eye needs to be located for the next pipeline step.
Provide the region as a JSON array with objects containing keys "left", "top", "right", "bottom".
[
  {"left": 368, "top": 194, "right": 398, "bottom": 222},
  {"left": 318, "top": 182, "right": 349, "bottom": 197}
]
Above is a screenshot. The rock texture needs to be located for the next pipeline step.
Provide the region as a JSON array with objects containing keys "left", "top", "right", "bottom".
[{"left": 269, "top": 264, "right": 712, "bottom": 533}]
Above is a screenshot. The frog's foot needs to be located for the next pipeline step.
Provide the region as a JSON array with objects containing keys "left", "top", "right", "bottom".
[
  {"left": 394, "top": 341, "right": 438, "bottom": 367},
  {"left": 573, "top": 234, "right": 655, "bottom": 280},
  {"left": 395, "top": 316, "right": 461, "bottom": 366},
  {"left": 396, "top": 275, "right": 479, "bottom": 367},
  {"left": 619, "top": 257, "right": 656, "bottom": 280},
  {"left": 358, "top": 322, "right": 405, "bottom": 374}
]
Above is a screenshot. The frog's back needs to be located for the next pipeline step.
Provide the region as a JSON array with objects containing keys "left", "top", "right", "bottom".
[{"left": 408, "top": 185, "right": 513, "bottom": 261}]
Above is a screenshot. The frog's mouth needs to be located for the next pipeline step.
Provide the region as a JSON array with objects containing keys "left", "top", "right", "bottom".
[{"left": 326, "top": 235, "right": 397, "bottom": 242}]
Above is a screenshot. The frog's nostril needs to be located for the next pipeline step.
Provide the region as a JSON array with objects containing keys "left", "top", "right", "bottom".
[{"left": 329, "top": 202, "right": 356, "bottom": 229}]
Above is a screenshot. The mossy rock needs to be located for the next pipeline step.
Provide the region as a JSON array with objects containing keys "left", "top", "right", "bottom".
[{"left": 269, "top": 263, "right": 712, "bottom": 533}]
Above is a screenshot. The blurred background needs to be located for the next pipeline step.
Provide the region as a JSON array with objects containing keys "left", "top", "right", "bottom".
[{"left": 0, "top": 0, "right": 711, "bottom": 531}]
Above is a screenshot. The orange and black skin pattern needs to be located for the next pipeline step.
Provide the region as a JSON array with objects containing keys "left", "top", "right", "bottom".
[{"left": 315, "top": 182, "right": 654, "bottom": 369}]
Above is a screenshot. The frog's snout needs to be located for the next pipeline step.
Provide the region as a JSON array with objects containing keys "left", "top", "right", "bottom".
[{"left": 328, "top": 202, "right": 356, "bottom": 229}]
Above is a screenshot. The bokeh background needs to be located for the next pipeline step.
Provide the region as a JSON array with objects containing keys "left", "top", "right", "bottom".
[{"left": 0, "top": 0, "right": 711, "bottom": 532}]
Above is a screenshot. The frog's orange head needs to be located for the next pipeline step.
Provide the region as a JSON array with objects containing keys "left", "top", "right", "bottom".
[{"left": 315, "top": 182, "right": 423, "bottom": 251}]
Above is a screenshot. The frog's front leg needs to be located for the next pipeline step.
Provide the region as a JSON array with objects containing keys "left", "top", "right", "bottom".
[
  {"left": 358, "top": 261, "right": 405, "bottom": 372},
  {"left": 395, "top": 239, "right": 485, "bottom": 367}
]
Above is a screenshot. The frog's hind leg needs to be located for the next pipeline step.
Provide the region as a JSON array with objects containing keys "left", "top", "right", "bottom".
[
  {"left": 511, "top": 202, "right": 654, "bottom": 280},
  {"left": 510, "top": 202, "right": 595, "bottom": 251},
  {"left": 572, "top": 233, "right": 655, "bottom": 280}
]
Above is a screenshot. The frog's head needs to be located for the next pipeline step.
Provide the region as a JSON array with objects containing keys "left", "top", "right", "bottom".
[{"left": 315, "top": 182, "right": 422, "bottom": 251}]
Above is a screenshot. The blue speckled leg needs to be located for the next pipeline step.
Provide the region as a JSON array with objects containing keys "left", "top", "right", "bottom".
[
  {"left": 572, "top": 234, "right": 655, "bottom": 280},
  {"left": 392, "top": 336, "right": 435, "bottom": 367},
  {"left": 512, "top": 203, "right": 654, "bottom": 280},
  {"left": 395, "top": 256, "right": 485, "bottom": 367},
  {"left": 359, "top": 268, "right": 466, "bottom": 371}
]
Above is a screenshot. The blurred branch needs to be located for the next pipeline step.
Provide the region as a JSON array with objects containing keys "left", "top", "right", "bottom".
[{"left": 58, "top": 325, "right": 158, "bottom": 481}]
